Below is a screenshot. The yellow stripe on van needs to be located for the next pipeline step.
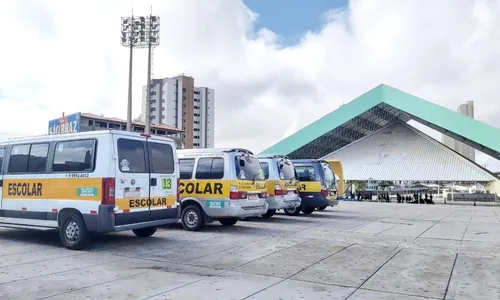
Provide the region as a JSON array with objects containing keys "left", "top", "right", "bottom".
[
  {"left": 298, "top": 181, "right": 322, "bottom": 193},
  {"left": 234, "top": 180, "right": 266, "bottom": 192},
  {"left": 179, "top": 180, "right": 231, "bottom": 198},
  {"left": 265, "top": 180, "right": 298, "bottom": 195},
  {"left": 115, "top": 196, "right": 178, "bottom": 210},
  {"left": 2, "top": 178, "right": 102, "bottom": 201}
]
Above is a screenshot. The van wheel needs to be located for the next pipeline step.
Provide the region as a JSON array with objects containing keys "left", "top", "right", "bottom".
[
  {"left": 59, "top": 212, "right": 90, "bottom": 250},
  {"left": 284, "top": 205, "right": 301, "bottom": 216},
  {"left": 262, "top": 209, "right": 276, "bottom": 218},
  {"left": 132, "top": 226, "right": 157, "bottom": 237},
  {"left": 181, "top": 205, "right": 205, "bottom": 231},
  {"left": 219, "top": 218, "right": 238, "bottom": 226},
  {"left": 317, "top": 206, "right": 327, "bottom": 211},
  {"left": 302, "top": 206, "right": 315, "bottom": 214}
]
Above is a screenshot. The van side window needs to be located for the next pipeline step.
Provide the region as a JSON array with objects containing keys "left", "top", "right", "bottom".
[
  {"left": 295, "top": 166, "right": 316, "bottom": 182},
  {"left": 195, "top": 157, "right": 224, "bottom": 180},
  {"left": 117, "top": 139, "right": 147, "bottom": 173},
  {"left": 179, "top": 159, "right": 195, "bottom": 179},
  {"left": 28, "top": 144, "right": 49, "bottom": 173},
  {"left": 149, "top": 142, "right": 174, "bottom": 174},
  {"left": 8, "top": 143, "right": 49, "bottom": 173},
  {"left": 259, "top": 162, "right": 270, "bottom": 180},
  {"left": 53, "top": 140, "right": 95, "bottom": 172},
  {"left": 0, "top": 147, "right": 5, "bottom": 173}
]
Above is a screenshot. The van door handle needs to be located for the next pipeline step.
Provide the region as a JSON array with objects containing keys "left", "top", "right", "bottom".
[{"left": 150, "top": 178, "right": 157, "bottom": 186}]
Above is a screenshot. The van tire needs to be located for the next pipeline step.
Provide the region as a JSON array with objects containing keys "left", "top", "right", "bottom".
[
  {"left": 261, "top": 209, "right": 276, "bottom": 218},
  {"left": 317, "top": 206, "right": 327, "bottom": 211},
  {"left": 219, "top": 218, "right": 238, "bottom": 226},
  {"left": 59, "top": 212, "right": 90, "bottom": 250},
  {"left": 302, "top": 206, "right": 315, "bottom": 214},
  {"left": 181, "top": 205, "right": 205, "bottom": 231},
  {"left": 284, "top": 205, "right": 301, "bottom": 216},
  {"left": 132, "top": 226, "right": 157, "bottom": 237}
]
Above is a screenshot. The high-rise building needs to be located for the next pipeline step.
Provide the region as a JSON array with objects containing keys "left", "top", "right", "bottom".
[
  {"left": 141, "top": 75, "right": 215, "bottom": 149},
  {"left": 441, "top": 101, "right": 475, "bottom": 162}
]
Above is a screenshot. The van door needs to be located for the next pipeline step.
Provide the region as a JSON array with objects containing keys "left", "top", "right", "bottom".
[
  {"left": 234, "top": 155, "right": 267, "bottom": 208},
  {"left": 147, "top": 139, "right": 178, "bottom": 221},
  {"left": 114, "top": 136, "right": 151, "bottom": 225},
  {"left": 0, "top": 147, "right": 4, "bottom": 213}
]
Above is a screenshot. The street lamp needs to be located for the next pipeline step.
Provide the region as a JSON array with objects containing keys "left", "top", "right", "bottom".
[{"left": 120, "top": 12, "right": 160, "bottom": 133}]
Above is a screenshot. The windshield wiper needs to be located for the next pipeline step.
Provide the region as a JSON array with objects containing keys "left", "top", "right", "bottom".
[{"left": 252, "top": 172, "right": 261, "bottom": 184}]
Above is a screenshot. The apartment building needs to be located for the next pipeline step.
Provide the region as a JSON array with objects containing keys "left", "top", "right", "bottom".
[
  {"left": 141, "top": 75, "right": 215, "bottom": 149},
  {"left": 441, "top": 101, "right": 475, "bottom": 162}
]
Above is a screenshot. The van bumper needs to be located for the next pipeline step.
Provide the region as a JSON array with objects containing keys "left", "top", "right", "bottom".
[
  {"left": 267, "top": 195, "right": 301, "bottom": 210},
  {"left": 223, "top": 202, "right": 268, "bottom": 218},
  {"left": 327, "top": 199, "right": 339, "bottom": 207},
  {"left": 299, "top": 194, "right": 329, "bottom": 208}
]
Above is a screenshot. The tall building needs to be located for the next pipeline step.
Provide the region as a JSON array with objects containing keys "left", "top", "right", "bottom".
[
  {"left": 441, "top": 101, "right": 475, "bottom": 162},
  {"left": 141, "top": 75, "right": 215, "bottom": 149}
]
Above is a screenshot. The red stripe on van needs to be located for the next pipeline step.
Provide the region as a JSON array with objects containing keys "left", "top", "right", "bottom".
[
  {"left": 123, "top": 209, "right": 130, "bottom": 213},
  {"left": 21, "top": 207, "right": 27, "bottom": 211}
]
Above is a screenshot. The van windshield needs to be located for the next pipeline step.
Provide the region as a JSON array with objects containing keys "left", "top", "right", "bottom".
[
  {"left": 235, "top": 155, "right": 265, "bottom": 181},
  {"left": 277, "top": 159, "right": 295, "bottom": 180},
  {"left": 321, "top": 162, "right": 336, "bottom": 189}
]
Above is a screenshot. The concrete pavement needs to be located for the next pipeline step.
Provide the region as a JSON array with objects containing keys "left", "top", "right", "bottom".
[{"left": 0, "top": 202, "right": 499, "bottom": 299}]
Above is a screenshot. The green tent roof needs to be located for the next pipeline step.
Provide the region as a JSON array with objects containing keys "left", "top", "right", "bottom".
[{"left": 259, "top": 84, "right": 500, "bottom": 159}]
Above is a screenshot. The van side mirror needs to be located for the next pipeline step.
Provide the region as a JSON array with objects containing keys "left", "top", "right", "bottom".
[
  {"left": 279, "top": 164, "right": 284, "bottom": 170},
  {"left": 239, "top": 159, "right": 245, "bottom": 167}
]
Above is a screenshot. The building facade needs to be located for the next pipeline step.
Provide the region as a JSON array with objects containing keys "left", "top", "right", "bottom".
[
  {"left": 441, "top": 101, "right": 476, "bottom": 162},
  {"left": 48, "top": 112, "right": 185, "bottom": 148},
  {"left": 141, "top": 75, "right": 215, "bottom": 149}
]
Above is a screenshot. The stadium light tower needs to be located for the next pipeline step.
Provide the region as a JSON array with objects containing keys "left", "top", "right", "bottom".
[{"left": 120, "top": 11, "right": 160, "bottom": 133}]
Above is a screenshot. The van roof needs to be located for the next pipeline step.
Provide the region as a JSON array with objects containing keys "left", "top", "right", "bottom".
[
  {"left": 178, "top": 148, "right": 254, "bottom": 155},
  {"left": 291, "top": 158, "right": 327, "bottom": 164},
  {"left": 256, "top": 154, "right": 289, "bottom": 159},
  {"left": 0, "top": 129, "right": 175, "bottom": 145}
]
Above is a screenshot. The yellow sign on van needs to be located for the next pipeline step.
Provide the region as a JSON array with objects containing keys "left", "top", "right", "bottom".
[
  {"left": 298, "top": 182, "right": 321, "bottom": 193},
  {"left": 179, "top": 180, "right": 231, "bottom": 198}
]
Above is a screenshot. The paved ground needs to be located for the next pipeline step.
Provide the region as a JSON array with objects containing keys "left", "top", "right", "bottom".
[{"left": 1, "top": 202, "right": 500, "bottom": 300}]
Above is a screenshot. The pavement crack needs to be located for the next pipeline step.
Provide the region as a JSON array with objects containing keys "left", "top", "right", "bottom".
[
  {"left": 344, "top": 247, "right": 403, "bottom": 300},
  {"left": 443, "top": 253, "right": 459, "bottom": 300}
]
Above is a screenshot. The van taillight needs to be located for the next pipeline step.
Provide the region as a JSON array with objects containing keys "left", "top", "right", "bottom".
[
  {"left": 321, "top": 186, "right": 328, "bottom": 196},
  {"left": 229, "top": 185, "right": 247, "bottom": 200},
  {"left": 274, "top": 185, "right": 283, "bottom": 196},
  {"left": 102, "top": 178, "right": 116, "bottom": 205}
]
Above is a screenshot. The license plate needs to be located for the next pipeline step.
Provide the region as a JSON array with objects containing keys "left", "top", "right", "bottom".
[{"left": 248, "top": 194, "right": 257, "bottom": 200}]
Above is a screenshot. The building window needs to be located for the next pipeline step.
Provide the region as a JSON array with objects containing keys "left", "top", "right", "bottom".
[
  {"left": 194, "top": 121, "right": 200, "bottom": 124},
  {"left": 194, "top": 106, "right": 200, "bottom": 109},
  {"left": 194, "top": 135, "right": 200, "bottom": 139},
  {"left": 151, "top": 99, "right": 156, "bottom": 103},
  {"left": 182, "top": 88, "right": 186, "bottom": 92},
  {"left": 193, "top": 143, "right": 200, "bottom": 147},
  {"left": 151, "top": 107, "right": 156, "bottom": 112},
  {"left": 194, "top": 91, "right": 200, "bottom": 95},
  {"left": 194, "top": 113, "right": 200, "bottom": 117},
  {"left": 194, "top": 128, "right": 200, "bottom": 132}
]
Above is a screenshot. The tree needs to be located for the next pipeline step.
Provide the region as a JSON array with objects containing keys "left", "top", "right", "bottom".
[{"left": 355, "top": 181, "right": 367, "bottom": 191}]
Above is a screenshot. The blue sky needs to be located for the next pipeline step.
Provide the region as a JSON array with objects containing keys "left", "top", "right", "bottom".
[{"left": 244, "top": 0, "right": 348, "bottom": 44}]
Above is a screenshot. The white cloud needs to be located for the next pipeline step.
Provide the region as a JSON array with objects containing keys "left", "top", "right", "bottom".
[{"left": 1, "top": 0, "right": 500, "bottom": 170}]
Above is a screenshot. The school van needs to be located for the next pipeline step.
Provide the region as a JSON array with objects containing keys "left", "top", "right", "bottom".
[
  {"left": 257, "top": 155, "right": 301, "bottom": 218},
  {"left": 0, "top": 130, "right": 180, "bottom": 250},
  {"left": 177, "top": 148, "right": 268, "bottom": 231},
  {"left": 287, "top": 159, "right": 339, "bottom": 215}
]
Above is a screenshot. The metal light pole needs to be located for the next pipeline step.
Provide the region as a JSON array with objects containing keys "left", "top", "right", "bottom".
[
  {"left": 144, "top": 14, "right": 160, "bottom": 134},
  {"left": 120, "top": 12, "right": 160, "bottom": 133}
]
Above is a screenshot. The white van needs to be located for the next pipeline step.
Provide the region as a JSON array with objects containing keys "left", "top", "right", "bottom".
[
  {"left": 0, "top": 130, "right": 180, "bottom": 250},
  {"left": 177, "top": 148, "right": 268, "bottom": 231}
]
